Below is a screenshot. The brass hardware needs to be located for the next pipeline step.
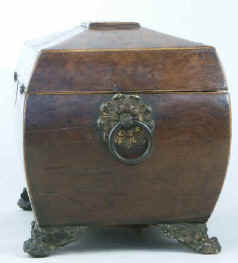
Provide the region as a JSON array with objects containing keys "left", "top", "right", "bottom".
[
  {"left": 23, "top": 221, "right": 221, "bottom": 257},
  {"left": 108, "top": 120, "right": 152, "bottom": 165},
  {"left": 158, "top": 223, "right": 221, "bottom": 254},
  {"left": 97, "top": 94, "right": 155, "bottom": 164}
]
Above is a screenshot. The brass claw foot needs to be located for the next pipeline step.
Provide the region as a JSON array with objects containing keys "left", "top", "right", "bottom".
[
  {"left": 158, "top": 223, "right": 221, "bottom": 254},
  {"left": 23, "top": 221, "right": 221, "bottom": 256},
  {"left": 17, "top": 188, "right": 32, "bottom": 211},
  {"left": 24, "top": 221, "right": 83, "bottom": 257}
]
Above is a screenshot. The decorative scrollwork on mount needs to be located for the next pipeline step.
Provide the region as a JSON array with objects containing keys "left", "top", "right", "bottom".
[
  {"left": 97, "top": 94, "right": 155, "bottom": 144},
  {"left": 97, "top": 94, "right": 155, "bottom": 164}
]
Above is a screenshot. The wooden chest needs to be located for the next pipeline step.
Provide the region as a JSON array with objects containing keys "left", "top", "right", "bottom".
[{"left": 16, "top": 22, "right": 231, "bottom": 257}]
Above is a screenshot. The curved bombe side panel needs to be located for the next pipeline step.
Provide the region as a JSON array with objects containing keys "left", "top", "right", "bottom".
[{"left": 23, "top": 92, "right": 231, "bottom": 227}]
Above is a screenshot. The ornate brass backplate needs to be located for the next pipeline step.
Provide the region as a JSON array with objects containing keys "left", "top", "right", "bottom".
[{"left": 97, "top": 94, "right": 155, "bottom": 164}]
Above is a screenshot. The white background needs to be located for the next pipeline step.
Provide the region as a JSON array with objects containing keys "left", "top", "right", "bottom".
[{"left": 0, "top": 0, "right": 237, "bottom": 262}]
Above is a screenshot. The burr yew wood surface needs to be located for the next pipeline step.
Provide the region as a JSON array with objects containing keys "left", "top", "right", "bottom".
[{"left": 24, "top": 93, "right": 230, "bottom": 227}]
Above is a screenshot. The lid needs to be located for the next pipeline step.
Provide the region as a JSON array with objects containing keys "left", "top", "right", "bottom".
[{"left": 16, "top": 22, "right": 226, "bottom": 93}]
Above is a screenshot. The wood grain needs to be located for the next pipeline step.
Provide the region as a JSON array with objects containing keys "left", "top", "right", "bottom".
[
  {"left": 24, "top": 93, "right": 231, "bottom": 227},
  {"left": 28, "top": 48, "right": 226, "bottom": 93}
]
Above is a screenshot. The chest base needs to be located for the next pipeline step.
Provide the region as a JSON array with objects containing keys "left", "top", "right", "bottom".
[{"left": 19, "top": 188, "right": 221, "bottom": 257}]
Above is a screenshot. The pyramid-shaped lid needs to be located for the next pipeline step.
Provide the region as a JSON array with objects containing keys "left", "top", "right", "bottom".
[
  {"left": 16, "top": 22, "right": 225, "bottom": 93},
  {"left": 28, "top": 22, "right": 206, "bottom": 51}
]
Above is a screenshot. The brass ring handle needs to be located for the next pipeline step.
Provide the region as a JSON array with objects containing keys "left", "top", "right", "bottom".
[
  {"left": 97, "top": 94, "right": 155, "bottom": 165},
  {"left": 108, "top": 120, "right": 153, "bottom": 165}
]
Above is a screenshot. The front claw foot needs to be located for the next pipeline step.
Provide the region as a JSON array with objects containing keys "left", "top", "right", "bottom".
[
  {"left": 24, "top": 221, "right": 82, "bottom": 257},
  {"left": 158, "top": 223, "right": 221, "bottom": 254}
]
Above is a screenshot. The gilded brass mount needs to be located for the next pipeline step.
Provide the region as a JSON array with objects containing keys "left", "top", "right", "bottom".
[{"left": 97, "top": 94, "right": 155, "bottom": 164}]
